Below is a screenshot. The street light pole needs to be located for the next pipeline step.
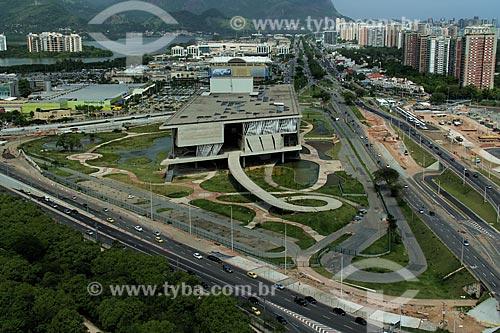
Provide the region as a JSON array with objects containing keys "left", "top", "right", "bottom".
[
  {"left": 230, "top": 205, "right": 234, "bottom": 252},
  {"left": 188, "top": 204, "right": 192, "bottom": 235},
  {"left": 149, "top": 180, "right": 153, "bottom": 220},
  {"left": 284, "top": 222, "right": 287, "bottom": 274}
]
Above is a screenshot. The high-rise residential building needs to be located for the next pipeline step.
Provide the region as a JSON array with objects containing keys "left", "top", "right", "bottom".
[
  {"left": 323, "top": 31, "right": 338, "bottom": 45},
  {"left": 338, "top": 22, "right": 358, "bottom": 41},
  {"left": 27, "top": 32, "right": 82, "bottom": 53},
  {"left": 425, "top": 35, "right": 451, "bottom": 75},
  {"left": 402, "top": 31, "right": 421, "bottom": 68},
  {"left": 358, "top": 25, "right": 385, "bottom": 47},
  {"left": 385, "top": 23, "right": 402, "bottom": 48},
  {"left": 459, "top": 25, "right": 497, "bottom": 90},
  {"left": 64, "top": 34, "right": 82, "bottom": 52},
  {"left": 0, "top": 34, "right": 7, "bottom": 51}
]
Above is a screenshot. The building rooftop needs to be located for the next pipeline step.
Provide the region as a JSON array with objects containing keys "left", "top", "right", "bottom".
[
  {"left": 46, "top": 83, "right": 144, "bottom": 102},
  {"left": 162, "top": 84, "right": 299, "bottom": 127},
  {"left": 209, "top": 56, "right": 272, "bottom": 64}
]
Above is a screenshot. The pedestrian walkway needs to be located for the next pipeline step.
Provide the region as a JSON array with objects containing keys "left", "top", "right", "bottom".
[{"left": 227, "top": 151, "right": 342, "bottom": 212}]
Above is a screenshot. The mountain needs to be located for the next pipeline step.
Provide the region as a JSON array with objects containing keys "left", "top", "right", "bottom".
[{"left": 0, "top": 0, "right": 344, "bottom": 35}]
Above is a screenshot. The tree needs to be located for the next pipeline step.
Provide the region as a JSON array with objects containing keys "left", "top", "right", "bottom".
[
  {"left": 56, "top": 134, "right": 82, "bottom": 152},
  {"left": 374, "top": 168, "right": 400, "bottom": 186},
  {"left": 18, "top": 79, "right": 32, "bottom": 98},
  {"left": 430, "top": 92, "right": 446, "bottom": 104},
  {"left": 46, "top": 309, "right": 86, "bottom": 333},
  {"left": 195, "top": 296, "right": 253, "bottom": 333}
]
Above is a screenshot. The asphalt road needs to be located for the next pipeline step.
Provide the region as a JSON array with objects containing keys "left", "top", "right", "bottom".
[{"left": 0, "top": 167, "right": 380, "bottom": 333}]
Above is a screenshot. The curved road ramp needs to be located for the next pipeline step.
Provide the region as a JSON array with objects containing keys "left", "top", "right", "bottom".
[{"left": 227, "top": 152, "right": 341, "bottom": 213}]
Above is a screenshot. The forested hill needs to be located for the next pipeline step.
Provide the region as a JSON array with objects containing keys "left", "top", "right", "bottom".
[{"left": 0, "top": 192, "right": 253, "bottom": 333}]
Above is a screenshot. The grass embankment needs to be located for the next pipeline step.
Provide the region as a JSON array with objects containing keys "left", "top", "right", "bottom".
[
  {"left": 393, "top": 125, "right": 436, "bottom": 168},
  {"left": 310, "top": 233, "right": 353, "bottom": 278},
  {"left": 435, "top": 170, "right": 497, "bottom": 223},
  {"left": 104, "top": 174, "right": 192, "bottom": 198},
  {"left": 275, "top": 204, "right": 357, "bottom": 236},
  {"left": 351, "top": 232, "right": 409, "bottom": 273},
  {"left": 190, "top": 199, "right": 255, "bottom": 224},
  {"left": 257, "top": 221, "right": 316, "bottom": 250}
]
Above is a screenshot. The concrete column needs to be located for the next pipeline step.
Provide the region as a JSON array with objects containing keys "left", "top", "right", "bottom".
[
  {"left": 282, "top": 152, "right": 285, "bottom": 164},
  {"left": 242, "top": 157, "right": 246, "bottom": 168}
]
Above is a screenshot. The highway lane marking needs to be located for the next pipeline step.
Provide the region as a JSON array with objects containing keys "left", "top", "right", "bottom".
[
  {"left": 344, "top": 325, "right": 354, "bottom": 330},
  {"left": 322, "top": 315, "right": 332, "bottom": 320}
]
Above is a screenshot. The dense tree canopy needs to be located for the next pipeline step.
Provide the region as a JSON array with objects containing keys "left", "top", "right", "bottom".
[{"left": 0, "top": 193, "right": 254, "bottom": 333}]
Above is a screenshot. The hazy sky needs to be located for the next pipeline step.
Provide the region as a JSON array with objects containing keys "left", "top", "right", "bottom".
[{"left": 333, "top": 0, "right": 499, "bottom": 20}]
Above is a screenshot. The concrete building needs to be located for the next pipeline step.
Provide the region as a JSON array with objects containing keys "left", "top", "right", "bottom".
[
  {"left": 160, "top": 56, "right": 301, "bottom": 180},
  {"left": 209, "top": 56, "right": 271, "bottom": 91},
  {"left": 161, "top": 83, "right": 300, "bottom": 164},
  {"left": 459, "top": 25, "right": 497, "bottom": 90},
  {"left": 385, "top": 23, "right": 402, "bottom": 48},
  {"left": 27, "top": 32, "right": 82, "bottom": 53},
  {"left": 424, "top": 35, "right": 451, "bottom": 75},
  {"left": 0, "top": 34, "right": 7, "bottom": 51},
  {"left": 339, "top": 22, "right": 358, "bottom": 41},
  {"left": 323, "top": 31, "right": 338, "bottom": 45},
  {"left": 402, "top": 32, "right": 421, "bottom": 68},
  {"left": 359, "top": 25, "right": 386, "bottom": 47},
  {"left": 0, "top": 74, "right": 19, "bottom": 99}
]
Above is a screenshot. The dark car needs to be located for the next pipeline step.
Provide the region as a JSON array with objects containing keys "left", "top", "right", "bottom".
[
  {"left": 355, "top": 317, "right": 367, "bottom": 325},
  {"left": 305, "top": 296, "right": 317, "bottom": 304},
  {"left": 200, "top": 281, "right": 209, "bottom": 289},
  {"left": 248, "top": 296, "right": 259, "bottom": 305},
  {"left": 332, "top": 307, "right": 346, "bottom": 316},
  {"left": 473, "top": 173, "right": 479, "bottom": 178},
  {"left": 276, "top": 315, "right": 288, "bottom": 324},
  {"left": 294, "top": 297, "right": 308, "bottom": 307},
  {"left": 222, "top": 264, "right": 233, "bottom": 273},
  {"left": 207, "top": 255, "right": 222, "bottom": 263}
]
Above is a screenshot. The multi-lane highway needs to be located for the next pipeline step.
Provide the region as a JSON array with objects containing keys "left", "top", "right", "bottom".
[
  {"left": 0, "top": 163, "right": 379, "bottom": 333},
  {"left": 313, "top": 51, "right": 500, "bottom": 301}
]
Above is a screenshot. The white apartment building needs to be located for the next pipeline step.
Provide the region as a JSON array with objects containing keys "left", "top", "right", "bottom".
[
  {"left": 27, "top": 32, "right": 82, "bottom": 53},
  {"left": 0, "top": 34, "right": 7, "bottom": 51}
]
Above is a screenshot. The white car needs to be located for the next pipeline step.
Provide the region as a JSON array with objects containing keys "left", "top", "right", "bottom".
[
  {"left": 127, "top": 194, "right": 135, "bottom": 199},
  {"left": 134, "top": 225, "right": 143, "bottom": 232},
  {"left": 193, "top": 252, "right": 203, "bottom": 260},
  {"left": 152, "top": 230, "right": 161, "bottom": 237},
  {"left": 274, "top": 282, "right": 285, "bottom": 290}
]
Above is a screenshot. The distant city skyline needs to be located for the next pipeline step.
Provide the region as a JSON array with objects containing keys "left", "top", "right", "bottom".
[{"left": 333, "top": 0, "right": 498, "bottom": 21}]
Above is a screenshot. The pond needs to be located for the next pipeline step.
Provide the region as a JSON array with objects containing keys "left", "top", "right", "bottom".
[
  {"left": 41, "top": 137, "right": 103, "bottom": 151},
  {"left": 116, "top": 136, "right": 172, "bottom": 165},
  {"left": 310, "top": 120, "right": 331, "bottom": 137},
  {"left": 277, "top": 160, "right": 320, "bottom": 186},
  {"left": 307, "top": 141, "right": 334, "bottom": 160}
]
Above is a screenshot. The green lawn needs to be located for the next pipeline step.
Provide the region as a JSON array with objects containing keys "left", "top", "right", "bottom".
[
  {"left": 272, "top": 161, "right": 319, "bottom": 190},
  {"left": 347, "top": 199, "right": 477, "bottom": 299},
  {"left": 287, "top": 199, "right": 327, "bottom": 207},
  {"left": 89, "top": 150, "right": 169, "bottom": 183},
  {"left": 199, "top": 171, "right": 242, "bottom": 193},
  {"left": 315, "top": 171, "right": 366, "bottom": 195},
  {"left": 325, "top": 141, "right": 342, "bottom": 160},
  {"left": 276, "top": 204, "right": 357, "bottom": 236},
  {"left": 126, "top": 123, "right": 163, "bottom": 133},
  {"left": 98, "top": 132, "right": 168, "bottom": 151},
  {"left": 258, "top": 221, "right": 316, "bottom": 250},
  {"left": 302, "top": 109, "right": 334, "bottom": 138},
  {"left": 351, "top": 232, "right": 409, "bottom": 272},
  {"left": 435, "top": 170, "right": 497, "bottom": 223},
  {"left": 217, "top": 194, "right": 258, "bottom": 203},
  {"left": 393, "top": 125, "right": 436, "bottom": 168},
  {"left": 104, "top": 174, "right": 193, "bottom": 198},
  {"left": 190, "top": 199, "right": 255, "bottom": 224},
  {"left": 246, "top": 167, "right": 278, "bottom": 192},
  {"left": 20, "top": 132, "right": 125, "bottom": 174},
  {"left": 349, "top": 105, "right": 366, "bottom": 121}
]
